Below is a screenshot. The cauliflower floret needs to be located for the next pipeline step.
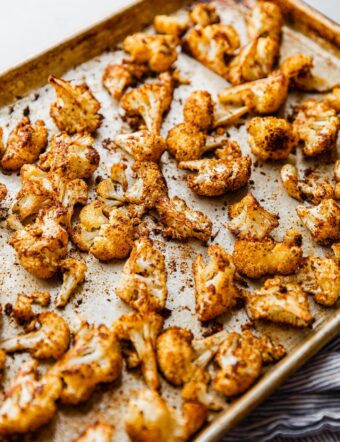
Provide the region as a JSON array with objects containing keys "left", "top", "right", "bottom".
[
  {"left": 213, "top": 103, "right": 249, "bottom": 128},
  {"left": 227, "top": 36, "right": 280, "bottom": 85},
  {"left": 0, "top": 183, "right": 7, "bottom": 202},
  {"left": 232, "top": 229, "right": 303, "bottom": 279},
  {"left": 116, "top": 237, "right": 167, "bottom": 313},
  {"left": 179, "top": 156, "right": 251, "bottom": 197},
  {"left": 246, "top": 1, "right": 283, "bottom": 39},
  {"left": 96, "top": 162, "right": 128, "bottom": 203},
  {"left": 0, "top": 117, "right": 48, "bottom": 171},
  {"left": 9, "top": 205, "right": 69, "bottom": 279},
  {"left": 49, "top": 75, "right": 103, "bottom": 134},
  {"left": 154, "top": 14, "right": 190, "bottom": 37},
  {"left": 0, "top": 361, "right": 61, "bottom": 435},
  {"left": 1, "top": 311, "right": 70, "bottom": 359},
  {"left": 281, "top": 164, "right": 335, "bottom": 205},
  {"left": 71, "top": 201, "right": 134, "bottom": 260},
  {"left": 228, "top": 192, "right": 279, "bottom": 240},
  {"left": 40, "top": 132, "right": 100, "bottom": 180},
  {"left": 297, "top": 256, "right": 340, "bottom": 307},
  {"left": 60, "top": 177, "right": 89, "bottom": 227},
  {"left": 218, "top": 70, "right": 288, "bottom": 114},
  {"left": 125, "top": 389, "right": 207, "bottom": 442},
  {"left": 74, "top": 421, "right": 114, "bottom": 442},
  {"left": 247, "top": 117, "right": 296, "bottom": 160},
  {"left": 184, "top": 24, "right": 240, "bottom": 78},
  {"left": 121, "top": 73, "right": 174, "bottom": 133},
  {"left": 155, "top": 196, "right": 212, "bottom": 243},
  {"left": 56, "top": 258, "right": 87, "bottom": 308},
  {"left": 293, "top": 98, "right": 339, "bottom": 156},
  {"left": 123, "top": 33, "right": 178, "bottom": 73},
  {"left": 54, "top": 322, "right": 122, "bottom": 404},
  {"left": 13, "top": 291, "right": 50, "bottom": 330},
  {"left": 324, "top": 87, "right": 340, "bottom": 113},
  {"left": 183, "top": 90, "right": 214, "bottom": 131},
  {"left": 113, "top": 311, "right": 163, "bottom": 389},
  {"left": 245, "top": 277, "right": 314, "bottom": 327},
  {"left": 167, "top": 122, "right": 227, "bottom": 162},
  {"left": 193, "top": 245, "right": 241, "bottom": 321},
  {"left": 114, "top": 130, "right": 167, "bottom": 162},
  {"left": 189, "top": 3, "right": 220, "bottom": 26},
  {"left": 296, "top": 199, "right": 340, "bottom": 245},
  {"left": 335, "top": 160, "right": 340, "bottom": 200}
]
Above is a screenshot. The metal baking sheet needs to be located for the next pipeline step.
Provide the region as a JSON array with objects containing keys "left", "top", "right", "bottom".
[{"left": 0, "top": 0, "right": 339, "bottom": 441}]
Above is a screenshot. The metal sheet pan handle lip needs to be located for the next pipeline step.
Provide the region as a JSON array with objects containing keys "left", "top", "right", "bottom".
[{"left": 194, "top": 309, "right": 340, "bottom": 442}]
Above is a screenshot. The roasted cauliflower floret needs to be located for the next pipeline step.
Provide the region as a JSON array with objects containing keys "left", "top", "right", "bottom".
[
  {"left": 228, "top": 192, "right": 279, "bottom": 240},
  {"left": 179, "top": 156, "right": 251, "bottom": 197},
  {"left": 246, "top": 277, "right": 314, "bottom": 327},
  {"left": 121, "top": 73, "right": 174, "bottom": 133},
  {"left": 246, "top": 1, "right": 283, "bottom": 39},
  {"left": 247, "top": 117, "right": 296, "bottom": 160},
  {"left": 1, "top": 117, "right": 47, "bottom": 171},
  {"left": 13, "top": 291, "right": 50, "bottom": 329},
  {"left": 123, "top": 33, "right": 178, "bottom": 73},
  {"left": 96, "top": 162, "right": 128, "bottom": 203},
  {"left": 293, "top": 98, "right": 339, "bottom": 157},
  {"left": 125, "top": 389, "right": 207, "bottom": 442},
  {"left": 183, "top": 90, "right": 214, "bottom": 131},
  {"left": 227, "top": 36, "right": 280, "bottom": 85},
  {"left": 71, "top": 201, "right": 133, "bottom": 260},
  {"left": 184, "top": 24, "right": 240, "bottom": 78},
  {"left": 56, "top": 258, "right": 87, "bottom": 308},
  {"left": 1, "top": 311, "right": 70, "bottom": 359},
  {"left": 297, "top": 256, "right": 340, "bottom": 307},
  {"left": 218, "top": 70, "right": 288, "bottom": 114},
  {"left": 54, "top": 322, "right": 123, "bottom": 404},
  {"left": 49, "top": 75, "right": 103, "bottom": 134},
  {"left": 74, "top": 421, "right": 114, "bottom": 442},
  {"left": 156, "top": 196, "right": 212, "bottom": 243},
  {"left": 296, "top": 199, "right": 340, "bottom": 245},
  {"left": 281, "top": 164, "right": 334, "bottom": 205},
  {"left": 193, "top": 245, "right": 241, "bottom": 321},
  {"left": 113, "top": 311, "right": 163, "bottom": 389},
  {"left": 40, "top": 132, "right": 99, "bottom": 179},
  {"left": 0, "top": 361, "right": 61, "bottom": 435},
  {"left": 189, "top": 3, "right": 220, "bottom": 26},
  {"left": 233, "top": 229, "right": 303, "bottom": 279},
  {"left": 324, "top": 87, "right": 340, "bottom": 113},
  {"left": 116, "top": 237, "right": 167, "bottom": 313},
  {"left": 114, "top": 130, "right": 167, "bottom": 162},
  {"left": 0, "top": 183, "right": 7, "bottom": 202},
  {"left": 167, "top": 122, "right": 227, "bottom": 162},
  {"left": 9, "top": 205, "right": 69, "bottom": 279},
  {"left": 154, "top": 14, "right": 190, "bottom": 37}
]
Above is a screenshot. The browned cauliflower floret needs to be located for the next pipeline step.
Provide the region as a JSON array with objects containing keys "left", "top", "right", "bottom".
[
  {"left": 183, "top": 90, "right": 214, "bottom": 131},
  {"left": 193, "top": 245, "right": 241, "bottom": 321},
  {"left": 228, "top": 192, "right": 279, "bottom": 240},
  {"left": 297, "top": 256, "right": 340, "bottom": 307},
  {"left": 0, "top": 183, "right": 7, "bottom": 202},
  {"left": 9, "top": 205, "right": 69, "bottom": 279},
  {"left": 114, "top": 130, "right": 167, "bottom": 162},
  {"left": 232, "top": 229, "right": 303, "bottom": 279},
  {"left": 155, "top": 196, "right": 212, "bottom": 243},
  {"left": 324, "top": 87, "right": 340, "bottom": 113},
  {"left": 1, "top": 311, "right": 70, "bottom": 359},
  {"left": 184, "top": 24, "right": 240, "bottom": 79},
  {"left": 125, "top": 389, "right": 207, "bottom": 442},
  {"left": 218, "top": 70, "right": 288, "bottom": 114},
  {"left": 296, "top": 199, "right": 340, "bottom": 245},
  {"left": 40, "top": 132, "right": 100, "bottom": 180},
  {"left": 245, "top": 277, "right": 314, "bottom": 327},
  {"left": 56, "top": 258, "right": 87, "bottom": 308},
  {"left": 74, "top": 421, "right": 114, "bottom": 442},
  {"left": 179, "top": 156, "right": 251, "bottom": 197},
  {"left": 121, "top": 73, "right": 174, "bottom": 133},
  {"left": 293, "top": 98, "right": 339, "bottom": 157},
  {"left": 246, "top": 1, "right": 283, "bottom": 39},
  {"left": 0, "top": 117, "right": 48, "bottom": 171},
  {"left": 247, "top": 117, "right": 296, "bottom": 160},
  {"left": 227, "top": 36, "right": 280, "bottom": 85},
  {"left": 53, "top": 322, "right": 122, "bottom": 404},
  {"left": 0, "top": 361, "right": 61, "bottom": 435},
  {"left": 154, "top": 14, "right": 190, "bottom": 37},
  {"left": 123, "top": 33, "right": 178, "bottom": 73},
  {"left": 335, "top": 160, "right": 340, "bottom": 200},
  {"left": 167, "top": 122, "right": 227, "bottom": 162},
  {"left": 113, "top": 311, "right": 163, "bottom": 389},
  {"left": 13, "top": 291, "right": 50, "bottom": 330},
  {"left": 96, "top": 162, "right": 128, "bottom": 204},
  {"left": 189, "top": 3, "right": 220, "bottom": 26},
  {"left": 281, "top": 164, "right": 335, "bottom": 205},
  {"left": 49, "top": 75, "right": 103, "bottom": 134},
  {"left": 71, "top": 201, "right": 133, "bottom": 260},
  {"left": 116, "top": 237, "right": 167, "bottom": 313}
]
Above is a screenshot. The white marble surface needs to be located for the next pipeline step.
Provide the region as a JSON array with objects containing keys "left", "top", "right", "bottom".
[{"left": 0, "top": 0, "right": 338, "bottom": 73}]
